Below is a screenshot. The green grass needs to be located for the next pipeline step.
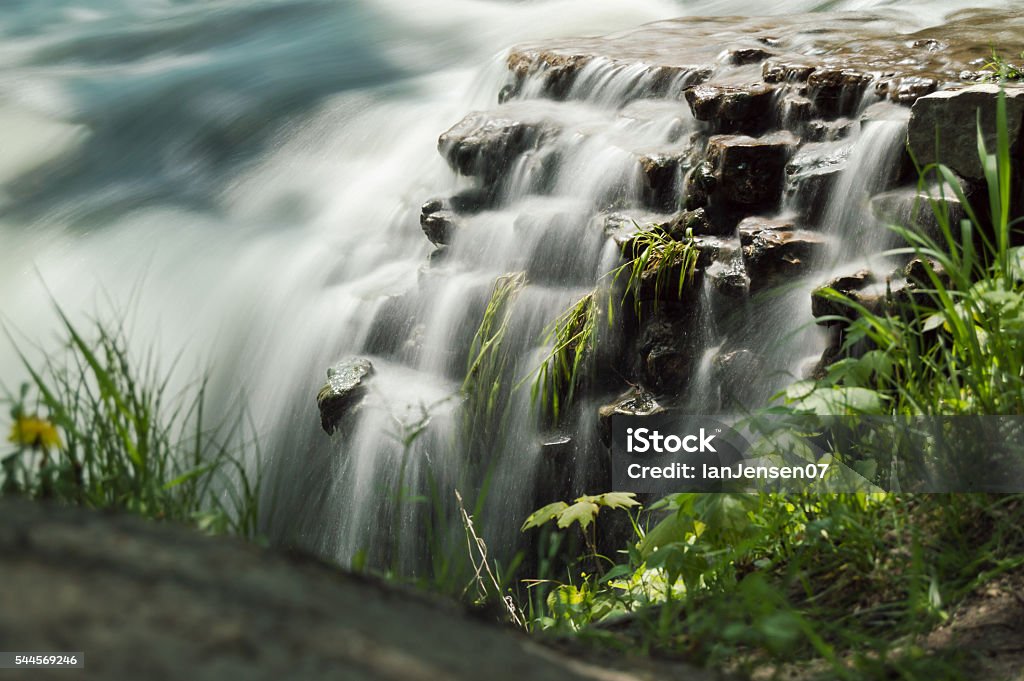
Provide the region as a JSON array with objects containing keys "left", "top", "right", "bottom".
[
  {"left": 2, "top": 303, "right": 260, "bottom": 538},
  {"left": 462, "top": 271, "right": 526, "bottom": 450},
  {"left": 612, "top": 226, "right": 700, "bottom": 319},
  {"left": 530, "top": 291, "right": 598, "bottom": 426}
]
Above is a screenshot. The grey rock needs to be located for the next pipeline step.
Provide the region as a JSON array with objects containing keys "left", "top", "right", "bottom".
[
  {"left": 317, "top": 357, "right": 374, "bottom": 434},
  {"left": 908, "top": 85, "right": 1024, "bottom": 181}
]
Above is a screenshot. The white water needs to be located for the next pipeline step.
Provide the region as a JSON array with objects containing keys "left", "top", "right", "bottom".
[{"left": 0, "top": 0, "right": 1004, "bottom": 570}]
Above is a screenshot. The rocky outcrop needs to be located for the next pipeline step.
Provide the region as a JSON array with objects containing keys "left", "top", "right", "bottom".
[
  {"left": 908, "top": 85, "right": 1024, "bottom": 181},
  {"left": 438, "top": 110, "right": 559, "bottom": 184},
  {"left": 317, "top": 357, "right": 374, "bottom": 434},
  {"left": 414, "top": 10, "right": 1024, "bottom": 414},
  {"left": 810, "top": 269, "right": 878, "bottom": 322}
]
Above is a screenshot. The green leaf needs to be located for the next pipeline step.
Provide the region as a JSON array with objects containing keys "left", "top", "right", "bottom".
[
  {"left": 788, "top": 385, "right": 887, "bottom": 415},
  {"left": 557, "top": 501, "right": 601, "bottom": 530},
  {"left": 638, "top": 512, "right": 693, "bottom": 558},
  {"left": 582, "top": 491, "right": 640, "bottom": 510},
  {"left": 521, "top": 501, "right": 568, "bottom": 531}
]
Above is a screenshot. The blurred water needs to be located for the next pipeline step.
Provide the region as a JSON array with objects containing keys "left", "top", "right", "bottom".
[{"left": 0, "top": 0, "right": 1005, "bottom": 570}]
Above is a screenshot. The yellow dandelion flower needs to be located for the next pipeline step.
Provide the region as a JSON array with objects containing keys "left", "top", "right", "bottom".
[{"left": 7, "top": 415, "right": 62, "bottom": 451}]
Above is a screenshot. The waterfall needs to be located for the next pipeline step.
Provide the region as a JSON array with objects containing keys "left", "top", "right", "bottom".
[{"left": 0, "top": 0, "right": 1012, "bottom": 574}]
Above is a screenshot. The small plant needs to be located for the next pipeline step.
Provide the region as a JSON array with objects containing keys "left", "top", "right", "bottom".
[
  {"left": 1, "top": 303, "right": 260, "bottom": 538},
  {"left": 612, "top": 226, "right": 700, "bottom": 318},
  {"left": 980, "top": 48, "right": 1024, "bottom": 82},
  {"left": 529, "top": 291, "right": 597, "bottom": 425}
]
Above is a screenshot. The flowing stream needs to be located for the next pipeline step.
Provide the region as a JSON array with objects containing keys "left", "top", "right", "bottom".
[{"left": 0, "top": 0, "right": 1008, "bottom": 572}]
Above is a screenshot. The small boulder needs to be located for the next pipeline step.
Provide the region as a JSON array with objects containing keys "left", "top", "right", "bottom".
[
  {"left": 806, "top": 68, "right": 874, "bottom": 118},
  {"left": 684, "top": 83, "right": 777, "bottom": 133},
  {"left": 907, "top": 85, "right": 1024, "bottom": 181},
  {"left": 317, "top": 358, "right": 374, "bottom": 435},
  {"left": 706, "top": 132, "right": 799, "bottom": 208},
  {"left": 637, "top": 151, "right": 687, "bottom": 211},
  {"left": 420, "top": 206, "right": 461, "bottom": 246},
  {"left": 739, "top": 217, "right": 826, "bottom": 290},
  {"left": 438, "top": 111, "right": 559, "bottom": 183}
]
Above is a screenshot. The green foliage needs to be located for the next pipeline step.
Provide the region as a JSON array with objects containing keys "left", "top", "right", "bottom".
[
  {"left": 522, "top": 492, "right": 639, "bottom": 532},
  {"left": 529, "top": 291, "right": 597, "bottom": 425},
  {"left": 980, "top": 48, "right": 1024, "bottom": 82},
  {"left": 525, "top": 491, "right": 1024, "bottom": 677},
  {"left": 1, "top": 304, "right": 260, "bottom": 538},
  {"left": 612, "top": 226, "right": 699, "bottom": 319}
]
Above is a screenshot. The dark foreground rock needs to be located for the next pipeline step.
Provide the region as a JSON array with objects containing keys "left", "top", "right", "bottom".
[{"left": 0, "top": 500, "right": 720, "bottom": 681}]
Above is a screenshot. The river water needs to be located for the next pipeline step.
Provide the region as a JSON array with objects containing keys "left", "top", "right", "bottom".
[{"left": 0, "top": 0, "right": 1009, "bottom": 571}]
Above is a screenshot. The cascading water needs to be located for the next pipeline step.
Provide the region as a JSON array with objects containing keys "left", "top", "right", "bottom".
[{"left": 0, "top": 0, "right": 1013, "bottom": 575}]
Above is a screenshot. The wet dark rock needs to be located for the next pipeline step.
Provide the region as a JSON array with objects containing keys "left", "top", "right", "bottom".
[
  {"left": 801, "top": 118, "right": 856, "bottom": 143},
  {"left": 506, "top": 52, "right": 593, "bottom": 100},
  {"left": 810, "top": 269, "right": 877, "bottom": 322},
  {"left": 706, "top": 132, "right": 799, "bottom": 209},
  {"left": 598, "top": 386, "right": 665, "bottom": 446},
  {"left": 908, "top": 85, "right": 1024, "bottom": 181},
  {"left": 438, "top": 111, "right": 559, "bottom": 184},
  {"left": 317, "top": 357, "right": 374, "bottom": 435},
  {"left": 712, "top": 348, "right": 764, "bottom": 406},
  {"left": 903, "top": 257, "right": 950, "bottom": 289},
  {"left": 762, "top": 61, "right": 816, "bottom": 84},
  {"left": 704, "top": 247, "right": 748, "bottom": 298},
  {"left": 726, "top": 47, "right": 773, "bottom": 66},
  {"left": 636, "top": 315, "right": 699, "bottom": 395},
  {"left": 421, "top": 207, "right": 461, "bottom": 246},
  {"left": 739, "top": 216, "right": 826, "bottom": 290},
  {"left": 684, "top": 83, "right": 777, "bottom": 133},
  {"left": 666, "top": 206, "right": 734, "bottom": 238},
  {"left": 420, "top": 190, "right": 492, "bottom": 246},
  {"left": 683, "top": 160, "right": 717, "bottom": 210},
  {"left": 779, "top": 95, "right": 814, "bottom": 129},
  {"left": 638, "top": 151, "right": 686, "bottom": 210},
  {"left": 877, "top": 76, "right": 940, "bottom": 104},
  {"left": 785, "top": 141, "right": 851, "bottom": 225},
  {"left": 807, "top": 68, "right": 874, "bottom": 118}
]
